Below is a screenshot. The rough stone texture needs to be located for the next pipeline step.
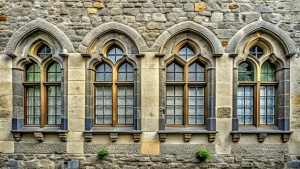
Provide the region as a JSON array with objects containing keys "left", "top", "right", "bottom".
[
  {"left": 232, "top": 144, "right": 288, "bottom": 155},
  {"left": 14, "top": 143, "right": 66, "bottom": 154},
  {"left": 160, "top": 144, "right": 215, "bottom": 155},
  {"left": 84, "top": 143, "right": 141, "bottom": 154},
  {"left": 217, "top": 107, "right": 231, "bottom": 118}
]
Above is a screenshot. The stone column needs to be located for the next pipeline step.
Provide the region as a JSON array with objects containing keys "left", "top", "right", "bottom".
[
  {"left": 0, "top": 54, "right": 14, "bottom": 153},
  {"left": 67, "top": 53, "right": 85, "bottom": 154},
  {"left": 141, "top": 52, "right": 160, "bottom": 154}
]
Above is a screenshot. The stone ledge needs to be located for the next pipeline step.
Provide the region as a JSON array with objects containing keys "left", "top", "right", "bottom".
[
  {"left": 230, "top": 130, "right": 293, "bottom": 143},
  {"left": 158, "top": 130, "right": 218, "bottom": 142},
  {"left": 84, "top": 128, "right": 143, "bottom": 142},
  {"left": 11, "top": 127, "right": 68, "bottom": 142}
]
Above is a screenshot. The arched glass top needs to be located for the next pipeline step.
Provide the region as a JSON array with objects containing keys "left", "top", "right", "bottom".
[
  {"left": 261, "top": 61, "right": 276, "bottom": 82},
  {"left": 107, "top": 45, "right": 123, "bottom": 62},
  {"left": 238, "top": 62, "right": 254, "bottom": 81},
  {"left": 178, "top": 44, "right": 195, "bottom": 60},
  {"left": 166, "top": 62, "right": 183, "bottom": 81},
  {"left": 37, "top": 44, "right": 51, "bottom": 59},
  {"left": 47, "top": 62, "right": 61, "bottom": 82},
  {"left": 249, "top": 45, "right": 264, "bottom": 58},
  {"left": 188, "top": 61, "right": 205, "bottom": 82},
  {"left": 118, "top": 62, "right": 134, "bottom": 81},
  {"left": 26, "top": 62, "right": 40, "bottom": 82},
  {"left": 96, "top": 63, "right": 113, "bottom": 81}
]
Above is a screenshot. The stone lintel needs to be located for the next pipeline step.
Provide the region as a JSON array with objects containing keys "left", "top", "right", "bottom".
[
  {"left": 184, "top": 133, "right": 192, "bottom": 142},
  {"left": 208, "top": 133, "right": 216, "bottom": 142},
  {"left": 13, "top": 133, "right": 22, "bottom": 142},
  {"left": 257, "top": 133, "right": 267, "bottom": 142},
  {"left": 34, "top": 132, "right": 45, "bottom": 142},
  {"left": 110, "top": 133, "right": 118, "bottom": 142}
]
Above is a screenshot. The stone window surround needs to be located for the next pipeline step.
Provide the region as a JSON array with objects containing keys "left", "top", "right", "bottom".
[
  {"left": 231, "top": 40, "right": 292, "bottom": 143},
  {"left": 84, "top": 40, "right": 142, "bottom": 143},
  {"left": 157, "top": 49, "right": 218, "bottom": 142},
  {"left": 11, "top": 46, "right": 69, "bottom": 143}
]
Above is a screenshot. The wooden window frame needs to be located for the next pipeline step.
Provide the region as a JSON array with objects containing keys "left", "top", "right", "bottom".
[
  {"left": 238, "top": 62, "right": 278, "bottom": 128},
  {"left": 93, "top": 60, "right": 135, "bottom": 127},
  {"left": 165, "top": 57, "right": 208, "bottom": 128}
]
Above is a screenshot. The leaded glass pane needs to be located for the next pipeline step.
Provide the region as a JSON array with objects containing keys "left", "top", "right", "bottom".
[
  {"left": 107, "top": 46, "right": 123, "bottom": 62},
  {"left": 261, "top": 61, "right": 276, "bottom": 82},
  {"left": 260, "top": 86, "right": 275, "bottom": 124},
  {"left": 237, "top": 86, "right": 254, "bottom": 124},
  {"left": 26, "top": 63, "right": 40, "bottom": 82},
  {"left": 118, "top": 63, "right": 134, "bottom": 81},
  {"left": 166, "top": 86, "right": 183, "bottom": 124},
  {"left": 96, "top": 63, "right": 113, "bottom": 82},
  {"left": 47, "top": 63, "right": 61, "bottom": 82},
  {"left": 47, "top": 86, "right": 61, "bottom": 125},
  {"left": 178, "top": 45, "right": 195, "bottom": 60},
  {"left": 238, "top": 62, "right": 254, "bottom": 81},
  {"left": 37, "top": 44, "right": 51, "bottom": 59},
  {"left": 167, "top": 62, "right": 183, "bottom": 81},
  {"left": 249, "top": 46, "right": 264, "bottom": 58},
  {"left": 26, "top": 86, "right": 41, "bottom": 125},
  {"left": 117, "top": 86, "right": 134, "bottom": 124},
  {"left": 95, "top": 86, "right": 112, "bottom": 125},
  {"left": 189, "top": 62, "right": 205, "bottom": 82},
  {"left": 188, "top": 87, "right": 205, "bottom": 125}
]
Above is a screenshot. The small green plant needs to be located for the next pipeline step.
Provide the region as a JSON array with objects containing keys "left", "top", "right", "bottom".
[
  {"left": 97, "top": 149, "right": 109, "bottom": 159},
  {"left": 195, "top": 149, "right": 211, "bottom": 162}
]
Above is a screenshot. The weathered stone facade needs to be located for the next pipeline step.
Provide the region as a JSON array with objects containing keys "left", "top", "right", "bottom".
[{"left": 0, "top": 0, "right": 300, "bottom": 168}]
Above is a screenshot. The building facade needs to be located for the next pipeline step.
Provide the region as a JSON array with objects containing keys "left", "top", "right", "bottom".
[{"left": 0, "top": 0, "right": 300, "bottom": 168}]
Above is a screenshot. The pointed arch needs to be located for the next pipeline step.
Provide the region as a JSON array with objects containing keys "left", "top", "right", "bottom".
[
  {"left": 153, "top": 21, "right": 223, "bottom": 55},
  {"left": 79, "top": 22, "right": 148, "bottom": 53},
  {"left": 226, "top": 19, "right": 297, "bottom": 56},
  {"left": 4, "top": 18, "right": 74, "bottom": 56}
]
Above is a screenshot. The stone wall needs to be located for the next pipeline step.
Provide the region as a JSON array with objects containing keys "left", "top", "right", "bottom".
[
  {"left": 0, "top": 0, "right": 300, "bottom": 169},
  {"left": 1, "top": 153, "right": 300, "bottom": 169}
]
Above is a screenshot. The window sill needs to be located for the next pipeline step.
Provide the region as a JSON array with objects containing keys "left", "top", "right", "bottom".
[
  {"left": 230, "top": 127, "right": 293, "bottom": 143},
  {"left": 158, "top": 128, "right": 218, "bottom": 142},
  {"left": 11, "top": 127, "right": 68, "bottom": 142},
  {"left": 84, "top": 127, "right": 143, "bottom": 142}
]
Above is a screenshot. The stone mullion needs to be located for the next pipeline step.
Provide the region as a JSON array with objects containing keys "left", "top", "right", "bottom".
[
  {"left": 207, "top": 67, "right": 216, "bottom": 131},
  {"left": 134, "top": 65, "right": 141, "bottom": 130},
  {"left": 232, "top": 67, "right": 239, "bottom": 131},
  {"left": 60, "top": 60, "right": 68, "bottom": 130},
  {"left": 159, "top": 66, "right": 166, "bottom": 131}
]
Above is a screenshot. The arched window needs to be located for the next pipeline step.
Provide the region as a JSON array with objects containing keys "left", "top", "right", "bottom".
[
  {"left": 178, "top": 44, "right": 196, "bottom": 60},
  {"left": 237, "top": 61, "right": 277, "bottom": 126},
  {"left": 166, "top": 60, "right": 207, "bottom": 125},
  {"left": 249, "top": 45, "right": 264, "bottom": 58},
  {"left": 107, "top": 45, "right": 123, "bottom": 62},
  {"left": 94, "top": 61, "right": 135, "bottom": 126},
  {"left": 25, "top": 62, "right": 41, "bottom": 125},
  {"left": 37, "top": 44, "right": 51, "bottom": 59}
]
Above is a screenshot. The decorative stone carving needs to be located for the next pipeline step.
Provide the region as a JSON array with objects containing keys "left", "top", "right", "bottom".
[
  {"left": 110, "top": 133, "right": 118, "bottom": 142},
  {"left": 222, "top": 40, "right": 229, "bottom": 47},
  {"left": 257, "top": 133, "right": 268, "bottom": 142},
  {"left": 13, "top": 133, "right": 22, "bottom": 142},
  {"left": 208, "top": 133, "right": 216, "bottom": 142},
  {"left": 159, "top": 133, "right": 167, "bottom": 142},
  {"left": 58, "top": 133, "right": 68, "bottom": 142},
  {"left": 133, "top": 134, "right": 141, "bottom": 142},
  {"left": 85, "top": 133, "right": 93, "bottom": 142},
  {"left": 34, "top": 133, "right": 45, "bottom": 142},
  {"left": 184, "top": 134, "right": 192, "bottom": 142}
]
